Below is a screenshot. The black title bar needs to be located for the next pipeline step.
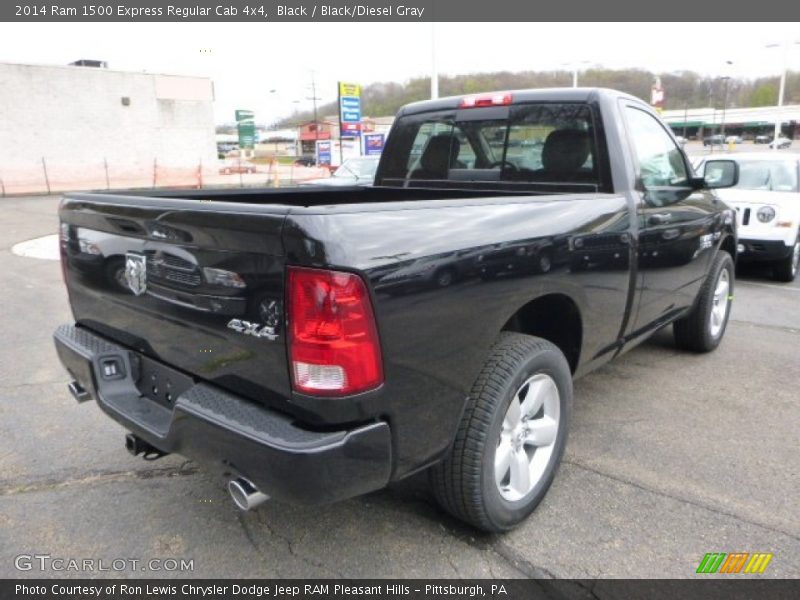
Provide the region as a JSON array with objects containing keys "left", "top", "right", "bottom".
[{"left": 1, "top": 0, "right": 798, "bottom": 22}]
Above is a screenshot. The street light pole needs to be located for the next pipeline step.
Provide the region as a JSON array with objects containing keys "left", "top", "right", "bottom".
[
  {"left": 683, "top": 102, "right": 689, "bottom": 138},
  {"left": 720, "top": 76, "right": 730, "bottom": 142},
  {"left": 766, "top": 40, "right": 799, "bottom": 150},
  {"left": 560, "top": 61, "right": 590, "bottom": 88},
  {"left": 430, "top": 22, "right": 439, "bottom": 99}
]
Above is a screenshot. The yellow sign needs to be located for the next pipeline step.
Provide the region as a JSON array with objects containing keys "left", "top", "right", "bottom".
[{"left": 339, "top": 82, "right": 361, "bottom": 97}]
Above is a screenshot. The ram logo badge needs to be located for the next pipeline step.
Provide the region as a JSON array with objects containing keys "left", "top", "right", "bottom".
[
  {"left": 124, "top": 252, "right": 147, "bottom": 296},
  {"left": 226, "top": 319, "right": 278, "bottom": 341}
]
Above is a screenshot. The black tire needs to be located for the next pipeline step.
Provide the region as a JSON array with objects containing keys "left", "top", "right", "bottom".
[
  {"left": 773, "top": 236, "right": 799, "bottom": 283},
  {"left": 430, "top": 332, "right": 572, "bottom": 532},
  {"left": 104, "top": 257, "right": 128, "bottom": 292},
  {"left": 673, "top": 251, "right": 734, "bottom": 352},
  {"left": 435, "top": 268, "right": 455, "bottom": 288}
]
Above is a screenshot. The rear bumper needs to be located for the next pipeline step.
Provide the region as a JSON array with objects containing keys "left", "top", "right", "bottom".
[
  {"left": 737, "top": 239, "right": 793, "bottom": 262},
  {"left": 53, "top": 324, "right": 392, "bottom": 505}
]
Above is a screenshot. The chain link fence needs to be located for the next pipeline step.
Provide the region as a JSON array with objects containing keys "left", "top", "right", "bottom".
[{"left": 0, "top": 157, "right": 331, "bottom": 197}]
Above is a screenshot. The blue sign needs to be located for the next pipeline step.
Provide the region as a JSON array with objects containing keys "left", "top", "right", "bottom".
[
  {"left": 317, "top": 140, "right": 331, "bottom": 166},
  {"left": 340, "top": 96, "right": 361, "bottom": 123},
  {"left": 364, "top": 133, "right": 385, "bottom": 156}
]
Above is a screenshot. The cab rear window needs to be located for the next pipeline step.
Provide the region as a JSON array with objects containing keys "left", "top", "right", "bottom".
[{"left": 378, "top": 103, "right": 605, "bottom": 191}]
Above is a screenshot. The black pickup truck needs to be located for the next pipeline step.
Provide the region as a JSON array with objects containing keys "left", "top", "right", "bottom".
[{"left": 54, "top": 88, "right": 739, "bottom": 532}]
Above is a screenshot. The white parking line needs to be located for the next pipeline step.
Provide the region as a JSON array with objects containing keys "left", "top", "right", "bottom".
[
  {"left": 11, "top": 234, "right": 59, "bottom": 261},
  {"left": 737, "top": 281, "right": 800, "bottom": 292}
]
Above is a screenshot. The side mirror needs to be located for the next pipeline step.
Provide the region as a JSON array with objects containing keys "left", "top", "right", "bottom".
[{"left": 702, "top": 160, "right": 739, "bottom": 189}]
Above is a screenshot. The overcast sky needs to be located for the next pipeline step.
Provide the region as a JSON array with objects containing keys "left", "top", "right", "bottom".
[{"left": 1, "top": 22, "right": 799, "bottom": 124}]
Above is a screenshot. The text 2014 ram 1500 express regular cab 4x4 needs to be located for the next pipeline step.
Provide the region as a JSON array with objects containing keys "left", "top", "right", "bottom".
[{"left": 54, "top": 88, "right": 739, "bottom": 532}]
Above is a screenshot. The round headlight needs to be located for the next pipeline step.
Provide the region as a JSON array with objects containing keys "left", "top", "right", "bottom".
[{"left": 757, "top": 206, "right": 776, "bottom": 223}]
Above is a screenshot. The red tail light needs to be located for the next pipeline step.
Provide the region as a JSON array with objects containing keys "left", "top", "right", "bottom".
[
  {"left": 459, "top": 93, "right": 513, "bottom": 108},
  {"left": 287, "top": 266, "right": 383, "bottom": 396}
]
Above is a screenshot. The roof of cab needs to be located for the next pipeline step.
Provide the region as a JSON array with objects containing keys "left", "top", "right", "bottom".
[{"left": 396, "top": 87, "right": 641, "bottom": 116}]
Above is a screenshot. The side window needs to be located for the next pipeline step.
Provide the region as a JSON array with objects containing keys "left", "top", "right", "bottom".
[{"left": 625, "top": 107, "right": 688, "bottom": 189}]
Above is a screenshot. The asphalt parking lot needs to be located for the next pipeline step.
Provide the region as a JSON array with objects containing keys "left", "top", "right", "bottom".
[{"left": 0, "top": 194, "right": 798, "bottom": 579}]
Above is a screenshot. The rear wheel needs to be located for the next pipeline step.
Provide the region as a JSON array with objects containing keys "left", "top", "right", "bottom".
[
  {"left": 773, "top": 236, "right": 799, "bottom": 283},
  {"left": 104, "top": 257, "right": 127, "bottom": 292},
  {"left": 435, "top": 268, "right": 455, "bottom": 288},
  {"left": 430, "top": 332, "right": 572, "bottom": 532},
  {"left": 673, "top": 251, "right": 734, "bottom": 352}
]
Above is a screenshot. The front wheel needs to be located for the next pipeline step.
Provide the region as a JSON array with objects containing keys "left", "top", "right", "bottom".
[
  {"left": 773, "top": 236, "right": 799, "bottom": 283},
  {"left": 430, "top": 332, "right": 572, "bottom": 532},
  {"left": 673, "top": 251, "right": 734, "bottom": 352}
]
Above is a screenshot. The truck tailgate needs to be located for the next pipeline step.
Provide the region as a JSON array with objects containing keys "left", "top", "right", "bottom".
[{"left": 59, "top": 193, "right": 291, "bottom": 406}]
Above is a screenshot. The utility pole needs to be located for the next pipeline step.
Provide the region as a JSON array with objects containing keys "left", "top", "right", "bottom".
[{"left": 306, "top": 71, "right": 322, "bottom": 165}]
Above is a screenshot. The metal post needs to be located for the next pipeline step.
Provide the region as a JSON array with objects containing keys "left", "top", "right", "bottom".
[
  {"left": 0, "top": 177, "right": 5, "bottom": 198},
  {"left": 238, "top": 154, "right": 243, "bottom": 187},
  {"left": 197, "top": 159, "right": 203, "bottom": 189},
  {"left": 572, "top": 68, "right": 578, "bottom": 88},
  {"left": 104, "top": 157, "right": 110, "bottom": 190},
  {"left": 152, "top": 158, "right": 157, "bottom": 188},
  {"left": 41, "top": 157, "right": 51, "bottom": 195}
]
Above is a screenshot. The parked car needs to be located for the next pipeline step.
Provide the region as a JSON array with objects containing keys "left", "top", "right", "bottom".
[
  {"left": 674, "top": 135, "right": 688, "bottom": 146},
  {"left": 754, "top": 135, "right": 772, "bottom": 144},
  {"left": 704, "top": 134, "right": 725, "bottom": 147},
  {"left": 219, "top": 160, "right": 257, "bottom": 175},
  {"left": 696, "top": 153, "right": 800, "bottom": 281},
  {"left": 725, "top": 135, "right": 743, "bottom": 145},
  {"left": 293, "top": 156, "right": 316, "bottom": 167},
  {"left": 54, "top": 88, "right": 738, "bottom": 532},
  {"left": 769, "top": 137, "right": 792, "bottom": 150},
  {"left": 301, "top": 156, "right": 380, "bottom": 187}
]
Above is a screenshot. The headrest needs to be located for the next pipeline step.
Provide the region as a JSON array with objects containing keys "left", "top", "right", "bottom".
[
  {"left": 541, "top": 129, "right": 591, "bottom": 174},
  {"left": 420, "top": 134, "right": 460, "bottom": 174}
]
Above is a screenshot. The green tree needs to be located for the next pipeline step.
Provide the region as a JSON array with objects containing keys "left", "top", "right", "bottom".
[{"left": 749, "top": 83, "right": 778, "bottom": 107}]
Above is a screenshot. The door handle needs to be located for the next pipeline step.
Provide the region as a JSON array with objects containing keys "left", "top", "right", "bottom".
[{"left": 648, "top": 213, "right": 672, "bottom": 226}]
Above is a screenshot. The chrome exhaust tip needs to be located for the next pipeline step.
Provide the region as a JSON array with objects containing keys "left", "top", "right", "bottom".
[{"left": 228, "top": 478, "right": 269, "bottom": 511}]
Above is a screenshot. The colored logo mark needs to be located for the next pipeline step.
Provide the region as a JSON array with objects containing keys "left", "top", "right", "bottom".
[{"left": 696, "top": 552, "right": 773, "bottom": 574}]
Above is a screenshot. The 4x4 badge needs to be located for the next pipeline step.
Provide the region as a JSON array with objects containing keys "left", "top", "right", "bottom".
[
  {"left": 226, "top": 319, "right": 278, "bottom": 341},
  {"left": 124, "top": 252, "right": 147, "bottom": 296}
]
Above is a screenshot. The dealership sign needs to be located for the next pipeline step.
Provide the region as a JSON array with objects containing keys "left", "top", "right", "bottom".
[
  {"left": 339, "top": 82, "right": 361, "bottom": 137},
  {"left": 235, "top": 109, "right": 256, "bottom": 149},
  {"left": 364, "top": 133, "right": 385, "bottom": 155},
  {"left": 316, "top": 140, "right": 332, "bottom": 166}
]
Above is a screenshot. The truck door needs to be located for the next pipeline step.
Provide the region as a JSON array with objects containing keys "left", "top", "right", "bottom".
[{"left": 621, "top": 103, "right": 720, "bottom": 336}]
